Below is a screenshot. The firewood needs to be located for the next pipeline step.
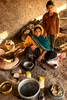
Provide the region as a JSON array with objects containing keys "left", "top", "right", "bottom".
[{"left": 6, "top": 42, "right": 25, "bottom": 55}]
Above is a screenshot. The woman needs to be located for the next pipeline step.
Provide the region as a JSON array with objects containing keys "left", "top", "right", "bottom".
[
  {"left": 24, "top": 24, "right": 50, "bottom": 62},
  {"left": 43, "top": 0, "right": 59, "bottom": 50}
]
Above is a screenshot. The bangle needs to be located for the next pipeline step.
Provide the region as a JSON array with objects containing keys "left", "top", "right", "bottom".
[{"left": 39, "top": 56, "right": 42, "bottom": 59}]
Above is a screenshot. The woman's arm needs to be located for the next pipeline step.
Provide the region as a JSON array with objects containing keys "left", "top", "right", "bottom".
[
  {"left": 24, "top": 36, "right": 33, "bottom": 48},
  {"left": 24, "top": 36, "right": 38, "bottom": 50},
  {"left": 35, "top": 50, "right": 47, "bottom": 62}
]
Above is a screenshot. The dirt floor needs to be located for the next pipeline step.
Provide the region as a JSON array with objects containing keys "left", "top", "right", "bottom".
[{"left": 0, "top": 36, "right": 67, "bottom": 100}]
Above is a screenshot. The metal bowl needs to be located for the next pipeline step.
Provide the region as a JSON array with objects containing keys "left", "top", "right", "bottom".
[
  {"left": 23, "top": 61, "right": 34, "bottom": 71},
  {"left": 0, "top": 81, "right": 12, "bottom": 94},
  {"left": 18, "top": 78, "right": 40, "bottom": 100},
  {"left": 47, "top": 84, "right": 65, "bottom": 99}
]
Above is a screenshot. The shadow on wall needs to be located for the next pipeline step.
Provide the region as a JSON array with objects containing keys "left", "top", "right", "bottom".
[{"left": 0, "top": 18, "right": 42, "bottom": 44}]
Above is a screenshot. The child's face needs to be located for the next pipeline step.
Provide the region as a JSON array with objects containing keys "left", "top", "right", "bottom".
[
  {"left": 47, "top": 5, "right": 53, "bottom": 13},
  {"left": 34, "top": 28, "right": 42, "bottom": 37}
]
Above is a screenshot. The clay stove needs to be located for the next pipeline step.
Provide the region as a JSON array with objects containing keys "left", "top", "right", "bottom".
[{"left": 0, "top": 49, "right": 20, "bottom": 70}]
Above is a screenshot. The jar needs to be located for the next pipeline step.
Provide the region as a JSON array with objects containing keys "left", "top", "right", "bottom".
[
  {"left": 26, "top": 71, "right": 31, "bottom": 78},
  {"left": 39, "top": 77, "right": 45, "bottom": 89}
]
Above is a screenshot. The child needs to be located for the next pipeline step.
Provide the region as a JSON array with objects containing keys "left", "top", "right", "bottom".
[
  {"left": 24, "top": 24, "right": 50, "bottom": 62},
  {"left": 43, "top": 0, "right": 59, "bottom": 50}
]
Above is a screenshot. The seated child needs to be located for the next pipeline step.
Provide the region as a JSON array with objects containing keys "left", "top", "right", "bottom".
[{"left": 24, "top": 24, "right": 50, "bottom": 62}]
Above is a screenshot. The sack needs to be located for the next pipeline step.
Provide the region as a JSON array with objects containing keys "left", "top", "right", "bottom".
[{"left": 46, "top": 52, "right": 66, "bottom": 69}]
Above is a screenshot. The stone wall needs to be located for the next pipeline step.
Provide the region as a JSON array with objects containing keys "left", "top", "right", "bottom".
[{"left": 0, "top": 0, "right": 67, "bottom": 43}]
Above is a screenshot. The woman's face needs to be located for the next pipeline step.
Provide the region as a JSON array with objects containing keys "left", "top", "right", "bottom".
[
  {"left": 34, "top": 28, "right": 42, "bottom": 37},
  {"left": 47, "top": 5, "right": 53, "bottom": 13}
]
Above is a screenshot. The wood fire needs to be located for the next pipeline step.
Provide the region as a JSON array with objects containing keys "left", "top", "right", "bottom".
[{"left": 0, "top": 56, "right": 14, "bottom": 62}]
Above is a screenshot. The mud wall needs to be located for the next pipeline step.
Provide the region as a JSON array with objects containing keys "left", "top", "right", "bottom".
[{"left": 0, "top": 0, "right": 67, "bottom": 42}]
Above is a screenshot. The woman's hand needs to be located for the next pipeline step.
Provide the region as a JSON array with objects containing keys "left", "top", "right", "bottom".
[
  {"left": 30, "top": 45, "right": 37, "bottom": 50},
  {"left": 35, "top": 57, "right": 41, "bottom": 63},
  {"left": 24, "top": 43, "right": 33, "bottom": 47},
  {"left": 43, "top": 32, "right": 47, "bottom": 38}
]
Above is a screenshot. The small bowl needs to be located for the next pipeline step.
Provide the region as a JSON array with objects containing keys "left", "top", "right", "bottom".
[
  {"left": 0, "top": 81, "right": 12, "bottom": 94},
  {"left": 23, "top": 61, "right": 34, "bottom": 71}
]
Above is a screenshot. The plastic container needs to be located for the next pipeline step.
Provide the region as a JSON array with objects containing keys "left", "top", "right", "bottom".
[
  {"left": 39, "top": 77, "right": 45, "bottom": 89},
  {"left": 26, "top": 71, "right": 31, "bottom": 78}
]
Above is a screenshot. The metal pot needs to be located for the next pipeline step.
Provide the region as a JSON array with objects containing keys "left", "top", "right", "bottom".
[
  {"left": 23, "top": 61, "right": 34, "bottom": 71},
  {"left": 18, "top": 78, "right": 40, "bottom": 100},
  {"left": 0, "top": 81, "right": 12, "bottom": 94}
]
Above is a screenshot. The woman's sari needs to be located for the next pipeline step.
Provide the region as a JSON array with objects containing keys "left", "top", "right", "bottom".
[{"left": 29, "top": 33, "right": 50, "bottom": 51}]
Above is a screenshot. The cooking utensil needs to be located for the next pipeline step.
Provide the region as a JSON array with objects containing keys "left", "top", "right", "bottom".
[
  {"left": 0, "top": 81, "right": 12, "bottom": 94},
  {"left": 0, "top": 57, "right": 21, "bottom": 70},
  {"left": 45, "top": 51, "right": 57, "bottom": 61},
  {"left": 37, "top": 62, "right": 46, "bottom": 70},
  {"left": 47, "top": 84, "right": 65, "bottom": 99},
  {"left": 22, "top": 61, "right": 34, "bottom": 71},
  {"left": 0, "top": 54, "right": 15, "bottom": 62},
  {"left": 18, "top": 78, "right": 40, "bottom": 100},
  {"left": 4, "top": 40, "right": 15, "bottom": 50}
]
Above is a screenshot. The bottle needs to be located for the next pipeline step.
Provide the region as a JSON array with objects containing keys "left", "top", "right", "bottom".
[
  {"left": 26, "top": 71, "right": 31, "bottom": 78},
  {"left": 39, "top": 76, "right": 45, "bottom": 89}
]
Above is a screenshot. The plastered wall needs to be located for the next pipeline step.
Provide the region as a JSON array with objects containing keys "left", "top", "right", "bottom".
[{"left": 0, "top": 0, "right": 67, "bottom": 42}]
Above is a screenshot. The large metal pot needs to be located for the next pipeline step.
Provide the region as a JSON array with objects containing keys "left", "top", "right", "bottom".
[{"left": 18, "top": 78, "right": 40, "bottom": 100}]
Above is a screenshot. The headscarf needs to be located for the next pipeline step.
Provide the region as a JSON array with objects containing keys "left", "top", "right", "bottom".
[
  {"left": 32, "top": 24, "right": 44, "bottom": 35},
  {"left": 29, "top": 24, "right": 50, "bottom": 51}
]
